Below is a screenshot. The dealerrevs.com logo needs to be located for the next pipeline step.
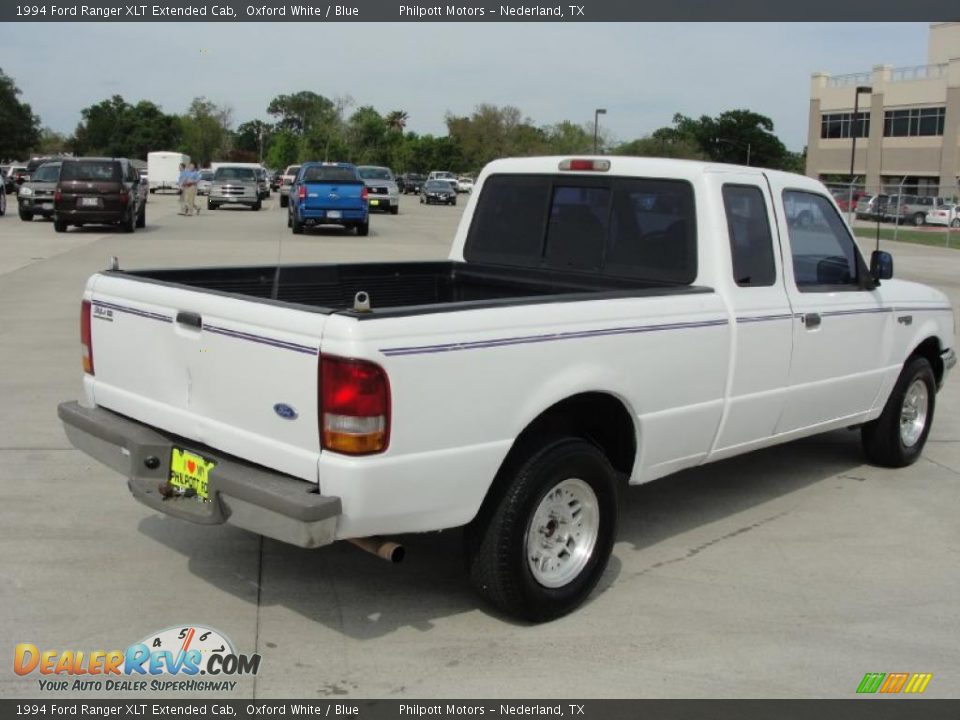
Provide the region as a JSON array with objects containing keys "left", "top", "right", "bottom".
[{"left": 14, "top": 625, "right": 261, "bottom": 692}]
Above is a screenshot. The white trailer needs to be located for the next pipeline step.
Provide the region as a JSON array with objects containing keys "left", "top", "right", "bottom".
[{"left": 147, "top": 151, "right": 189, "bottom": 194}]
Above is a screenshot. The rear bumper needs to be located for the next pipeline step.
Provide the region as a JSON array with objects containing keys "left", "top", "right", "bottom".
[
  {"left": 56, "top": 208, "right": 125, "bottom": 224},
  {"left": 299, "top": 207, "right": 367, "bottom": 223},
  {"left": 57, "top": 402, "right": 341, "bottom": 549}
]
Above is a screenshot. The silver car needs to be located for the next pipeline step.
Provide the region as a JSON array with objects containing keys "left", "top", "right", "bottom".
[
  {"left": 207, "top": 166, "right": 262, "bottom": 211},
  {"left": 196, "top": 170, "right": 214, "bottom": 196},
  {"left": 17, "top": 161, "right": 62, "bottom": 221},
  {"left": 357, "top": 165, "right": 400, "bottom": 215}
]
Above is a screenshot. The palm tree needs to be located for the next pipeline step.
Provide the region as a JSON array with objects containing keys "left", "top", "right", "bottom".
[{"left": 385, "top": 110, "right": 409, "bottom": 133}]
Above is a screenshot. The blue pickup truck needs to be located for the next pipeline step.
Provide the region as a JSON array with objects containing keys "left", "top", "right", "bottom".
[{"left": 288, "top": 162, "right": 370, "bottom": 236}]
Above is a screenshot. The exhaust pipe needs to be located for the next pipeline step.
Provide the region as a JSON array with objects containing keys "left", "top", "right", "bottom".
[{"left": 347, "top": 536, "right": 405, "bottom": 563}]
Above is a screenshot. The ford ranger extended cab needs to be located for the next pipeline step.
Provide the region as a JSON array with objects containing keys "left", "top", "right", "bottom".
[{"left": 59, "top": 156, "right": 955, "bottom": 621}]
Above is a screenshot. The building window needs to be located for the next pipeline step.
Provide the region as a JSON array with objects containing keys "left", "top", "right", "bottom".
[
  {"left": 883, "top": 107, "right": 946, "bottom": 137},
  {"left": 820, "top": 112, "right": 870, "bottom": 139}
]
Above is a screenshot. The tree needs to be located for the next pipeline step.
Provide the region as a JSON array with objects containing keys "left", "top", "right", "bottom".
[
  {"left": 385, "top": 110, "right": 409, "bottom": 133},
  {"left": 346, "top": 106, "right": 387, "bottom": 164},
  {"left": 36, "top": 128, "right": 69, "bottom": 155},
  {"left": 267, "top": 91, "right": 336, "bottom": 135},
  {"left": 235, "top": 120, "right": 273, "bottom": 161},
  {"left": 446, "top": 104, "right": 545, "bottom": 171},
  {"left": 0, "top": 68, "right": 41, "bottom": 159},
  {"left": 614, "top": 135, "right": 708, "bottom": 160},
  {"left": 70, "top": 96, "right": 179, "bottom": 158},
  {"left": 544, "top": 121, "right": 593, "bottom": 154},
  {"left": 180, "top": 97, "right": 231, "bottom": 166},
  {"left": 264, "top": 130, "right": 300, "bottom": 170}
]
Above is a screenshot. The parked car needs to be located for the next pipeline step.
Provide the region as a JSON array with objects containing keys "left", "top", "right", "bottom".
[
  {"left": 831, "top": 188, "right": 866, "bottom": 212},
  {"left": 427, "top": 170, "right": 457, "bottom": 186},
  {"left": 255, "top": 167, "right": 271, "bottom": 200},
  {"left": 420, "top": 179, "right": 457, "bottom": 205},
  {"left": 456, "top": 176, "right": 475, "bottom": 193},
  {"left": 53, "top": 157, "right": 146, "bottom": 233},
  {"left": 0, "top": 179, "right": 5, "bottom": 216},
  {"left": 855, "top": 194, "right": 889, "bottom": 221},
  {"left": 400, "top": 173, "right": 425, "bottom": 195},
  {"left": 7, "top": 164, "right": 28, "bottom": 189},
  {"left": 926, "top": 204, "right": 960, "bottom": 228},
  {"left": 269, "top": 170, "right": 283, "bottom": 191},
  {"left": 17, "top": 161, "right": 62, "bottom": 221},
  {"left": 23, "top": 155, "right": 64, "bottom": 183},
  {"left": 885, "top": 195, "right": 950, "bottom": 226},
  {"left": 288, "top": 162, "right": 369, "bottom": 235},
  {"left": 357, "top": 166, "right": 400, "bottom": 215},
  {"left": 207, "top": 165, "right": 262, "bottom": 211},
  {"left": 196, "top": 170, "right": 214, "bottom": 196},
  {"left": 278, "top": 165, "right": 301, "bottom": 208},
  {"left": 57, "top": 156, "right": 955, "bottom": 622}
]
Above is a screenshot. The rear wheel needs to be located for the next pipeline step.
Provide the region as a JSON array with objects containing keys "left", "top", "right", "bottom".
[
  {"left": 912, "top": 212, "right": 926, "bottom": 226},
  {"left": 135, "top": 204, "right": 146, "bottom": 228},
  {"left": 54, "top": 218, "right": 67, "bottom": 233},
  {"left": 280, "top": 195, "right": 288, "bottom": 208},
  {"left": 465, "top": 437, "right": 619, "bottom": 622},
  {"left": 122, "top": 209, "right": 135, "bottom": 233},
  {"left": 862, "top": 356, "right": 936, "bottom": 467},
  {"left": 951, "top": 218, "right": 960, "bottom": 229},
  {"left": 356, "top": 220, "right": 369, "bottom": 237},
  {"left": 291, "top": 213, "right": 304, "bottom": 234},
  {"left": 390, "top": 205, "right": 399, "bottom": 215}
]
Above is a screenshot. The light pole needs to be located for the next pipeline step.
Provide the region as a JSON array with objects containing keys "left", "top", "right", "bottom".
[
  {"left": 717, "top": 138, "right": 752, "bottom": 166},
  {"left": 849, "top": 85, "right": 872, "bottom": 182},
  {"left": 593, "top": 108, "right": 606, "bottom": 154}
]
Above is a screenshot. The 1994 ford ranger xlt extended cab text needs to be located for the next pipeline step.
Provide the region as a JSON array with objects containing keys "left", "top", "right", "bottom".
[{"left": 59, "top": 157, "right": 955, "bottom": 621}]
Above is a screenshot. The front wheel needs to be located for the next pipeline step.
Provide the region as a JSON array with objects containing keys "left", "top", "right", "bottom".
[
  {"left": 465, "top": 438, "right": 619, "bottom": 622},
  {"left": 862, "top": 356, "right": 936, "bottom": 467},
  {"left": 912, "top": 212, "right": 926, "bottom": 227},
  {"left": 951, "top": 218, "right": 960, "bottom": 229},
  {"left": 20, "top": 209, "right": 33, "bottom": 222}
]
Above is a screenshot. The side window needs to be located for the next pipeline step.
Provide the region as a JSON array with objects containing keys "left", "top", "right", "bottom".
[
  {"left": 783, "top": 190, "right": 861, "bottom": 290},
  {"left": 722, "top": 184, "right": 776, "bottom": 287}
]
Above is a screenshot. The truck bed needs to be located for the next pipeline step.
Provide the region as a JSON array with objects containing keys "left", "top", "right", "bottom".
[{"left": 115, "top": 261, "right": 709, "bottom": 318}]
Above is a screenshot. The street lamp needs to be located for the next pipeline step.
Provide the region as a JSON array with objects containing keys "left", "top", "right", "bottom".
[
  {"left": 593, "top": 108, "right": 606, "bottom": 154},
  {"left": 849, "top": 85, "right": 872, "bottom": 181}
]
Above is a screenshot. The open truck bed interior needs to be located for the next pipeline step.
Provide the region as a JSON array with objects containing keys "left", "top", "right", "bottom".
[{"left": 113, "top": 262, "right": 709, "bottom": 317}]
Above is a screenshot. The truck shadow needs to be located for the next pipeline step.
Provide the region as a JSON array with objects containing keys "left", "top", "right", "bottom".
[{"left": 136, "top": 428, "right": 865, "bottom": 639}]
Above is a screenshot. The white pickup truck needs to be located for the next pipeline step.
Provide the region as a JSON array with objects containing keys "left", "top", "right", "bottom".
[{"left": 59, "top": 156, "right": 955, "bottom": 621}]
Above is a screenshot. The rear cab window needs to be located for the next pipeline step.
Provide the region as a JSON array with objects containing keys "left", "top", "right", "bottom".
[
  {"left": 722, "top": 184, "right": 776, "bottom": 287},
  {"left": 465, "top": 174, "right": 697, "bottom": 284},
  {"left": 301, "top": 166, "right": 358, "bottom": 183}
]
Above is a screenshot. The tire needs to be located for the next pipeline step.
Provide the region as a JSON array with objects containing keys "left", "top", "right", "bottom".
[
  {"left": 135, "top": 204, "right": 145, "bottom": 229},
  {"left": 390, "top": 205, "right": 399, "bottom": 216},
  {"left": 464, "top": 437, "right": 619, "bottom": 622},
  {"left": 452, "top": 199, "right": 457, "bottom": 206},
  {"left": 950, "top": 218, "right": 960, "bottom": 229},
  {"left": 122, "top": 209, "right": 135, "bottom": 233},
  {"left": 861, "top": 356, "right": 936, "bottom": 468},
  {"left": 19, "top": 209, "right": 33, "bottom": 222},
  {"left": 356, "top": 220, "right": 369, "bottom": 237},
  {"left": 54, "top": 218, "right": 67, "bottom": 233},
  {"left": 912, "top": 212, "right": 925, "bottom": 227},
  {"left": 286, "top": 212, "right": 292, "bottom": 228},
  {"left": 253, "top": 200, "right": 262, "bottom": 211},
  {"left": 208, "top": 201, "right": 218, "bottom": 210},
  {"left": 291, "top": 213, "right": 304, "bottom": 234},
  {"left": 280, "top": 195, "right": 288, "bottom": 208},
  {"left": 420, "top": 197, "right": 424, "bottom": 204}
]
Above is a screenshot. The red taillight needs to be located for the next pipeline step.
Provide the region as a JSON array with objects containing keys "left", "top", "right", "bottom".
[
  {"left": 81, "top": 300, "right": 94, "bottom": 375},
  {"left": 559, "top": 159, "right": 611, "bottom": 172},
  {"left": 298, "top": 185, "right": 306, "bottom": 200},
  {"left": 320, "top": 355, "right": 390, "bottom": 455},
  {"left": 361, "top": 186, "right": 369, "bottom": 202},
  {"left": 119, "top": 188, "right": 129, "bottom": 205},
  {"left": 54, "top": 188, "right": 62, "bottom": 202}
]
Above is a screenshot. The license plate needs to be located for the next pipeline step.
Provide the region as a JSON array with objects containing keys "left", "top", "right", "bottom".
[
  {"left": 79, "top": 197, "right": 100, "bottom": 208},
  {"left": 369, "top": 199, "right": 379, "bottom": 206},
  {"left": 327, "top": 210, "right": 341, "bottom": 219},
  {"left": 40, "top": 202, "right": 53, "bottom": 209},
  {"left": 226, "top": 197, "right": 240, "bottom": 202},
  {"left": 169, "top": 448, "right": 215, "bottom": 501}
]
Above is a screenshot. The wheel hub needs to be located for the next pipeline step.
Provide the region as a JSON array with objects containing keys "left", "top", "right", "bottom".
[
  {"left": 526, "top": 478, "right": 600, "bottom": 588},
  {"left": 899, "top": 379, "right": 929, "bottom": 448}
]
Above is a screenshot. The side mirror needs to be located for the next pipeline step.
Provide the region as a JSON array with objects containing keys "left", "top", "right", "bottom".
[{"left": 870, "top": 250, "right": 893, "bottom": 281}]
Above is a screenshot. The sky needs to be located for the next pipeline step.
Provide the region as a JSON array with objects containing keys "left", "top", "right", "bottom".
[{"left": 0, "top": 22, "right": 933, "bottom": 152}]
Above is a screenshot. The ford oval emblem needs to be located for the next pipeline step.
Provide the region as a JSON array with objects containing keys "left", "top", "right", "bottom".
[{"left": 273, "top": 403, "right": 298, "bottom": 420}]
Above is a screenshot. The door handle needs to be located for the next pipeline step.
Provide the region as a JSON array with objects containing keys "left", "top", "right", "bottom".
[
  {"left": 176, "top": 311, "right": 202, "bottom": 329},
  {"left": 802, "top": 313, "right": 821, "bottom": 329}
]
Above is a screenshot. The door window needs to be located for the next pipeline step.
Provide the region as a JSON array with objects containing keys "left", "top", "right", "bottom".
[{"left": 783, "top": 190, "right": 862, "bottom": 290}]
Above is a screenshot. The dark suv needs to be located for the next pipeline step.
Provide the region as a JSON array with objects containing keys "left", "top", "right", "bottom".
[{"left": 54, "top": 158, "right": 146, "bottom": 233}]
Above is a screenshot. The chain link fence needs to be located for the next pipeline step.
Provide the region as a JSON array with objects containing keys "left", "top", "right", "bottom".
[{"left": 824, "top": 180, "right": 960, "bottom": 249}]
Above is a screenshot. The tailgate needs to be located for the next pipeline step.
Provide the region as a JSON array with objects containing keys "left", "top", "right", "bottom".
[
  {"left": 303, "top": 182, "right": 365, "bottom": 211},
  {"left": 87, "top": 273, "right": 326, "bottom": 481}
]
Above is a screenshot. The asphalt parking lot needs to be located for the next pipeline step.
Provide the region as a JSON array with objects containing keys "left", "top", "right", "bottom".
[{"left": 1, "top": 190, "right": 959, "bottom": 699}]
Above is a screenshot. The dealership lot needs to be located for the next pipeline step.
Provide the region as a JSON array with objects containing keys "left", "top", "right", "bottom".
[{"left": 1, "top": 192, "right": 959, "bottom": 699}]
